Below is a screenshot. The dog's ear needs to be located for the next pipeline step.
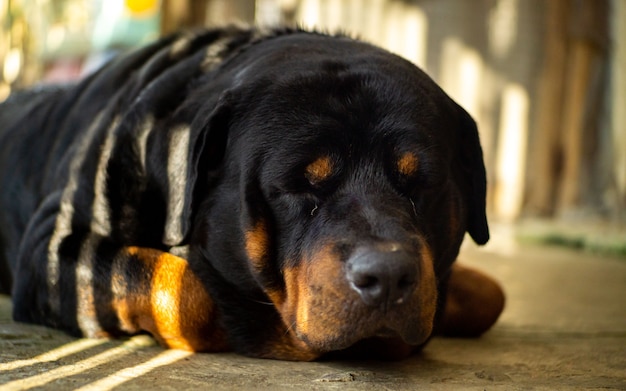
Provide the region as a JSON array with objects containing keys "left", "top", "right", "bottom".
[
  {"left": 162, "top": 96, "right": 231, "bottom": 246},
  {"left": 456, "top": 108, "right": 489, "bottom": 245}
]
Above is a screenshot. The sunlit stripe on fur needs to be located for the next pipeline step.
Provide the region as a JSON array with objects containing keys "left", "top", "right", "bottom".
[
  {"left": 74, "top": 349, "right": 192, "bottom": 391},
  {"left": 47, "top": 111, "right": 106, "bottom": 315},
  {"left": 201, "top": 36, "right": 236, "bottom": 71},
  {"left": 169, "top": 31, "right": 198, "bottom": 58},
  {"left": 75, "top": 235, "right": 102, "bottom": 336},
  {"left": 0, "top": 336, "right": 154, "bottom": 391},
  {"left": 90, "top": 117, "right": 119, "bottom": 236},
  {"left": 136, "top": 115, "right": 154, "bottom": 171},
  {"left": 169, "top": 244, "right": 189, "bottom": 259},
  {"left": 163, "top": 124, "right": 190, "bottom": 246}
]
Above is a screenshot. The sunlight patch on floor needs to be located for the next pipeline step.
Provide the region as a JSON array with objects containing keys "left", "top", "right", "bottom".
[{"left": 1, "top": 335, "right": 156, "bottom": 390}]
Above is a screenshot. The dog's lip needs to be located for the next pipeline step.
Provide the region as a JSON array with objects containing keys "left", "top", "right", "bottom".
[
  {"left": 374, "top": 325, "right": 424, "bottom": 344},
  {"left": 295, "top": 314, "right": 430, "bottom": 352},
  {"left": 374, "top": 327, "right": 400, "bottom": 338}
]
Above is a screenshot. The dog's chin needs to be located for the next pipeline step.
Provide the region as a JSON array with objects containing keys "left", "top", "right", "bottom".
[
  {"left": 295, "top": 317, "right": 432, "bottom": 354},
  {"left": 374, "top": 327, "right": 407, "bottom": 339}
]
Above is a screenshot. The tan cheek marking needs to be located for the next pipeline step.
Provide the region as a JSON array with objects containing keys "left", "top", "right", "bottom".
[
  {"left": 261, "top": 248, "right": 349, "bottom": 361},
  {"left": 417, "top": 242, "right": 438, "bottom": 336},
  {"left": 281, "top": 266, "right": 304, "bottom": 330},
  {"left": 245, "top": 224, "right": 291, "bottom": 314},
  {"left": 305, "top": 156, "right": 333, "bottom": 184},
  {"left": 260, "top": 265, "right": 319, "bottom": 360},
  {"left": 397, "top": 152, "right": 419, "bottom": 177},
  {"left": 264, "top": 287, "right": 286, "bottom": 308},
  {"left": 282, "top": 247, "right": 345, "bottom": 340},
  {"left": 245, "top": 220, "right": 269, "bottom": 271}
]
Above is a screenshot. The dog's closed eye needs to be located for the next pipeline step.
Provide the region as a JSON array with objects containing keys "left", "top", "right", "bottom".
[
  {"left": 396, "top": 152, "right": 419, "bottom": 178},
  {"left": 305, "top": 156, "right": 334, "bottom": 186}
]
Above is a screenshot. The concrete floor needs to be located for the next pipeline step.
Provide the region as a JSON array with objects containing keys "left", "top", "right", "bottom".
[{"left": 1, "top": 226, "right": 625, "bottom": 390}]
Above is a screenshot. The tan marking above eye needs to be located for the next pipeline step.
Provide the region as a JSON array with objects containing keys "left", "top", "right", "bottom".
[
  {"left": 245, "top": 220, "right": 269, "bottom": 270},
  {"left": 397, "top": 152, "right": 419, "bottom": 177},
  {"left": 305, "top": 156, "right": 333, "bottom": 185}
]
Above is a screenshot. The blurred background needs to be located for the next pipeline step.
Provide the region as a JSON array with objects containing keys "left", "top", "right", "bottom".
[{"left": 1, "top": 0, "right": 624, "bottom": 254}]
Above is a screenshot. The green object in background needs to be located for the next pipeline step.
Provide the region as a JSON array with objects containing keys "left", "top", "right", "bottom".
[
  {"left": 516, "top": 220, "right": 626, "bottom": 259},
  {"left": 91, "top": 0, "right": 160, "bottom": 50}
]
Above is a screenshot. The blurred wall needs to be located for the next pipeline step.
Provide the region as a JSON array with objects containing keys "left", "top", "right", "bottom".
[{"left": 1, "top": 0, "right": 624, "bottom": 226}]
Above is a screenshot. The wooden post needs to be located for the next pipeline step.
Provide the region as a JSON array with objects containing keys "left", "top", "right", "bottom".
[
  {"left": 556, "top": 0, "right": 609, "bottom": 216},
  {"left": 611, "top": 0, "right": 626, "bottom": 222},
  {"left": 525, "top": 0, "right": 568, "bottom": 216},
  {"left": 160, "top": 0, "right": 209, "bottom": 35},
  {"left": 557, "top": 41, "right": 595, "bottom": 212}
]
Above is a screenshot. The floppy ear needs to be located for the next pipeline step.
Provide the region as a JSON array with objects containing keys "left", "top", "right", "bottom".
[
  {"left": 162, "top": 97, "right": 231, "bottom": 246},
  {"left": 457, "top": 108, "right": 490, "bottom": 245}
]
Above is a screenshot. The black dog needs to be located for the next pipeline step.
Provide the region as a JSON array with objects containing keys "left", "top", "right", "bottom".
[{"left": 0, "top": 26, "right": 504, "bottom": 360}]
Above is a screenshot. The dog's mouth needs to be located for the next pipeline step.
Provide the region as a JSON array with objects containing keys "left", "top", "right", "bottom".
[
  {"left": 290, "top": 295, "right": 435, "bottom": 352},
  {"left": 275, "top": 241, "right": 439, "bottom": 353},
  {"left": 374, "top": 327, "right": 401, "bottom": 338}
]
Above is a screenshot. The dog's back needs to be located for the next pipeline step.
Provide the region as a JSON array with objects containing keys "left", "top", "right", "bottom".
[{"left": 0, "top": 87, "right": 70, "bottom": 293}]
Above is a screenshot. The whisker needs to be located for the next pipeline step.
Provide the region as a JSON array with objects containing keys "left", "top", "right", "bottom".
[
  {"left": 283, "top": 320, "right": 299, "bottom": 336},
  {"left": 409, "top": 197, "right": 418, "bottom": 217},
  {"left": 251, "top": 299, "right": 274, "bottom": 306}
]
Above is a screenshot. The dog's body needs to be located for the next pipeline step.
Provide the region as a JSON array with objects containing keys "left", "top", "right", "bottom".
[{"left": 0, "top": 26, "right": 504, "bottom": 360}]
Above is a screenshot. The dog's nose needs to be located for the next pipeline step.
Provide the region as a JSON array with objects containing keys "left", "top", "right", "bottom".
[{"left": 346, "top": 245, "right": 418, "bottom": 309}]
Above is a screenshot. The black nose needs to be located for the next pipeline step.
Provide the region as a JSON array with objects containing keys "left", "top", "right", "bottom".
[{"left": 345, "top": 245, "right": 418, "bottom": 309}]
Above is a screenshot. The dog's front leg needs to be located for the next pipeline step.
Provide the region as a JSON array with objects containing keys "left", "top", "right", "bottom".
[
  {"left": 12, "top": 199, "right": 228, "bottom": 351},
  {"left": 107, "top": 246, "right": 230, "bottom": 351}
]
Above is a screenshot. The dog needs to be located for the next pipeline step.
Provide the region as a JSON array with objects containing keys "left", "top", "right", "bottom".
[{"left": 0, "top": 26, "right": 504, "bottom": 361}]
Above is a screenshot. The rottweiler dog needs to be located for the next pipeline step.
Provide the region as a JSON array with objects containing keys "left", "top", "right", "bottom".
[{"left": 0, "top": 26, "right": 504, "bottom": 360}]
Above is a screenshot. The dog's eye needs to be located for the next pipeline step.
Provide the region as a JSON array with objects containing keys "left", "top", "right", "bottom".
[
  {"left": 393, "top": 151, "right": 446, "bottom": 194},
  {"left": 304, "top": 155, "right": 334, "bottom": 187}
]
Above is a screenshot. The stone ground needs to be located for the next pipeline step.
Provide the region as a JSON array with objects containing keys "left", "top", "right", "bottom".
[{"left": 1, "top": 225, "right": 625, "bottom": 390}]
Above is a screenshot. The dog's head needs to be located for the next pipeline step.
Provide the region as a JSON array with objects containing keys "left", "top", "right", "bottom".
[{"left": 183, "top": 33, "right": 488, "bottom": 359}]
